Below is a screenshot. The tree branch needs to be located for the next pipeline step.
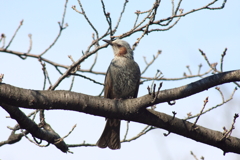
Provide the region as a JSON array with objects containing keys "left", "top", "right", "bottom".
[
  {"left": 0, "top": 70, "right": 239, "bottom": 154},
  {"left": 1, "top": 104, "right": 68, "bottom": 153}
]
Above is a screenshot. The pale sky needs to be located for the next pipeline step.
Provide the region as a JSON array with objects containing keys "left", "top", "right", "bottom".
[{"left": 1, "top": 0, "right": 240, "bottom": 160}]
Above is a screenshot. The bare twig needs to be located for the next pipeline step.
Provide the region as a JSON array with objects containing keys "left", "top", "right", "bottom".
[
  {"left": 39, "top": 59, "right": 52, "bottom": 90},
  {"left": 158, "top": 0, "right": 226, "bottom": 26},
  {"left": 208, "top": 0, "right": 226, "bottom": 9},
  {"left": 68, "top": 55, "right": 80, "bottom": 74},
  {"left": 186, "top": 65, "right": 192, "bottom": 75},
  {"left": 123, "top": 121, "right": 130, "bottom": 141},
  {"left": 121, "top": 125, "right": 155, "bottom": 143},
  {"left": 221, "top": 113, "right": 239, "bottom": 141},
  {"left": 143, "top": 56, "right": 148, "bottom": 65},
  {"left": 31, "top": 110, "right": 39, "bottom": 122},
  {"left": 71, "top": 73, "right": 103, "bottom": 85},
  {"left": 23, "top": 131, "right": 50, "bottom": 147},
  {"left": 1, "top": 34, "right": 6, "bottom": 48},
  {"left": 69, "top": 76, "right": 75, "bottom": 91},
  {"left": 198, "top": 64, "right": 202, "bottom": 75},
  {"left": 190, "top": 151, "right": 199, "bottom": 160},
  {"left": 151, "top": 8, "right": 183, "bottom": 30},
  {"left": 115, "top": 1, "right": 157, "bottom": 41},
  {"left": 171, "top": 0, "right": 175, "bottom": 16},
  {"left": 40, "top": 60, "right": 47, "bottom": 90},
  {"left": 77, "top": 0, "right": 99, "bottom": 40},
  {"left": 55, "top": 124, "right": 77, "bottom": 144},
  {"left": 50, "top": 42, "right": 108, "bottom": 90},
  {"left": 141, "top": 50, "right": 161, "bottom": 75},
  {"left": 98, "top": 87, "right": 104, "bottom": 97},
  {"left": 192, "top": 97, "right": 208, "bottom": 129},
  {"left": 27, "top": 34, "right": 32, "bottom": 53},
  {"left": 157, "top": 0, "right": 182, "bottom": 28},
  {"left": 220, "top": 48, "right": 227, "bottom": 72},
  {"left": 200, "top": 48, "right": 238, "bottom": 89},
  {"left": 5, "top": 20, "right": 23, "bottom": 50},
  {"left": 89, "top": 52, "right": 98, "bottom": 71},
  {"left": 233, "top": 82, "right": 240, "bottom": 88},
  {"left": 147, "top": 86, "right": 151, "bottom": 95},
  {"left": 152, "top": 82, "right": 162, "bottom": 102},
  {"left": 174, "top": 0, "right": 183, "bottom": 15},
  {"left": 0, "top": 47, "right": 108, "bottom": 76},
  {"left": 133, "top": 12, "right": 140, "bottom": 28},
  {"left": 68, "top": 142, "right": 96, "bottom": 147},
  {"left": 113, "top": 0, "right": 129, "bottom": 34},
  {"left": 172, "top": 111, "right": 177, "bottom": 120},
  {"left": 39, "top": 0, "right": 68, "bottom": 56},
  {"left": 151, "top": 82, "right": 162, "bottom": 103},
  {"left": 132, "top": 1, "right": 160, "bottom": 50},
  {"left": 199, "top": 49, "right": 218, "bottom": 72},
  {"left": 150, "top": 70, "right": 162, "bottom": 92},
  {"left": 55, "top": 66, "right": 64, "bottom": 75},
  {"left": 71, "top": 5, "right": 83, "bottom": 14},
  {"left": 215, "top": 87, "right": 224, "bottom": 102},
  {"left": 0, "top": 47, "right": 216, "bottom": 85},
  {"left": 185, "top": 87, "right": 237, "bottom": 120},
  {"left": 141, "top": 68, "right": 213, "bottom": 83},
  {"left": 113, "top": 0, "right": 226, "bottom": 40},
  {"left": 1, "top": 0, "right": 227, "bottom": 86},
  {"left": 132, "top": 6, "right": 154, "bottom": 31},
  {"left": 89, "top": 33, "right": 98, "bottom": 71}
]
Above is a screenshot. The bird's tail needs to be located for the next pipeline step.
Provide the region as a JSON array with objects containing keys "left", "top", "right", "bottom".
[{"left": 96, "top": 119, "right": 121, "bottom": 149}]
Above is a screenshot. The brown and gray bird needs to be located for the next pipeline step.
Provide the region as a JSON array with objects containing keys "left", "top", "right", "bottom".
[{"left": 96, "top": 39, "right": 141, "bottom": 150}]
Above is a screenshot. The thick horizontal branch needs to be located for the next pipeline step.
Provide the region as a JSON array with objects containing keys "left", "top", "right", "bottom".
[
  {"left": 0, "top": 70, "right": 239, "bottom": 114},
  {"left": 0, "top": 70, "right": 240, "bottom": 153}
]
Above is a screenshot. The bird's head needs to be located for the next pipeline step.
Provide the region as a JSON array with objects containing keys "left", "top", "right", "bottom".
[{"left": 103, "top": 39, "right": 134, "bottom": 59}]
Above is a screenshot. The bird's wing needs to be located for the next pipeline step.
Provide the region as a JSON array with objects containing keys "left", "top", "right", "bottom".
[
  {"left": 133, "top": 79, "right": 140, "bottom": 98},
  {"left": 133, "top": 65, "right": 141, "bottom": 98},
  {"left": 104, "top": 66, "right": 113, "bottom": 99}
]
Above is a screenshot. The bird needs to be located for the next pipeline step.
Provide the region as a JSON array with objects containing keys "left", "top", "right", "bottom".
[{"left": 96, "top": 39, "right": 141, "bottom": 150}]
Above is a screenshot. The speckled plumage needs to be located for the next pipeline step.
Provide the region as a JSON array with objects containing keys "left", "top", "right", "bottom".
[{"left": 97, "top": 39, "right": 140, "bottom": 150}]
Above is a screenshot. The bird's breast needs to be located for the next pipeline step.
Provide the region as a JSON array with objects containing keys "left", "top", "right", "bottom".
[{"left": 107, "top": 58, "right": 140, "bottom": 99}]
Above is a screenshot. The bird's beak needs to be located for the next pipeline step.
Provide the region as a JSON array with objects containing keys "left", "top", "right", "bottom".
[{"left": 103, "top": 39, "right": 113, "bottom": 45}]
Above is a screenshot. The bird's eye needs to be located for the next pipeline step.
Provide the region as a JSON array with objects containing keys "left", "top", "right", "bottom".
[{"left": 117, "top": 44, "right": 121, "bottom": 47}]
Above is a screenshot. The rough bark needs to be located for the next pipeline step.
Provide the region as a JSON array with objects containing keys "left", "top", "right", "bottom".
[{"left": 0, "top": 70, "right": 240, "bottom": 153}]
